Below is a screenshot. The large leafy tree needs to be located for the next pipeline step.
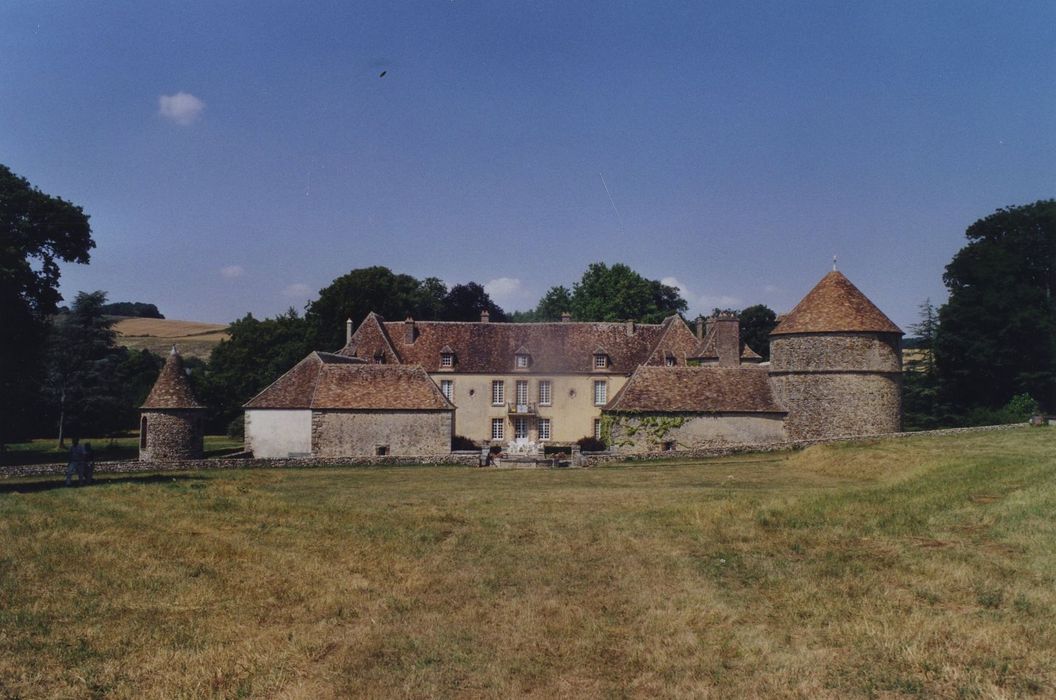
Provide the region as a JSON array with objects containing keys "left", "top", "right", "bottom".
[
  {"left": 569, "top": 262, "right": 686, "bottom": 323},
  {"left": 0, "top": 164, "right": 94, "bottom": 447},
  {"left": 441, "top": 282, "right": 506, "bottom": 322},
  {"left": 935, "top": 200, "right": 1056, "bottom": 412},
  {"left": 738, "top": 304, "right": 777, "bottom": 360},
  {"left": 305, "top": 266, "right": 448, "bottom": 350}
]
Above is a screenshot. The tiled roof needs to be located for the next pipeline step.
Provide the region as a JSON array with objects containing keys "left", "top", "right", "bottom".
[
  {"left": 341, "top": 315, "right": 691, "bottom": 374},
  {"left": 771, "top": 271, "right": 902, "bottom": 335},
  {"left": 142, "top": 347, "right": 204, "bottom": 410},
  {"left": 244, "top": 352, "right": 452, "bottom": 410},
  {"left": 605, "top": 366, "right": 785, "bottom": 413},
  {"left": 741, "top": 344, "right": 762, "bottom": 361}
]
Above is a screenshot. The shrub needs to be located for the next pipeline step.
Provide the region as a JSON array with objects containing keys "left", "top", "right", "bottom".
[
  {"left": 576, "top": 436, "right": 606, "bottom": 451},
  {"left": 227, "top": 414, "right": 245, "bottom": 440},
  {"left": 452, "top": 434, "right": 478, "bottom": 450}
]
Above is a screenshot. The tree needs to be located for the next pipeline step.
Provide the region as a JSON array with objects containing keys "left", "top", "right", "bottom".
[
  {"left": 43, "top": 291, "right": 127, "bottom": 443},
  {"left": 738, "top": 304, "right": 777, "bottom": 360},
  {"left": 305, "top": 266, "right": 447, "bottom": 350},
  {"left": 902, "top": 299, "right": 943, "bottom": 430},
  {"left": 569, "top": 263, "right": 687, "bottom": 323},
  {"left": 198, "top": 309, "right": 313, "bottom": 430},
  {"left": 100, "top": 301, "right": 164, "bottom": 318},
  {"left": 0, "top": 164, "right": 94, "bottom": 447},
  {"left": 441, "top": 282, "right": 507, "bottom": 322},
  {"left": 934, "top": 200, "right": 1056, "bottom": 412}
]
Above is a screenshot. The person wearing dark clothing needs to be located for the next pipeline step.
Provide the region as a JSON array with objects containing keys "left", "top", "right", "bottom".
[
  {"left": 82, "top": 442, "right": 95, "bottom": 484},
  {"left": 64, "top": 437, "right": 87, "bottom": 486}
]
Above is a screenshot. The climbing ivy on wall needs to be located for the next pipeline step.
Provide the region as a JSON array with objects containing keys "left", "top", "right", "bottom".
[{"left": 601, "top": 413, "right": 688, "bottom": 449}]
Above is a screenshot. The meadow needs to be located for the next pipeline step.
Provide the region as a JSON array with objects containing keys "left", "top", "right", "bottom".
[{"left": 1, "top": 428, "right": 1053, "bottom": 698}]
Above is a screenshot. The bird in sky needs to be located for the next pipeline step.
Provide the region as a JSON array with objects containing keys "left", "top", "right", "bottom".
[{"left": 379, "top": 70, "right": 387, "bottom": 78}]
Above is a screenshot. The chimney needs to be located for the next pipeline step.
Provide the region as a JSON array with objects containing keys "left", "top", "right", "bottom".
[
  {"left": 561, "top": 311, "right": 572, "bottom": 323},
  {"left": 404, "top": 316, "right": 416, "bottom": 344},
  {"left": 626, "top": 320, "right": 635, "bottom": 336},
  {"left": 345, "top": 318, "right": 353, "bottom": 345},
  {"left": 480, "top": 309, "right": 490, "bottom": 323},
  {"left": 710, "top": 312, "right": 741, "bottom": 367},
  {"left": 695, "top": 316, "right": 705, "bottom": 340}
]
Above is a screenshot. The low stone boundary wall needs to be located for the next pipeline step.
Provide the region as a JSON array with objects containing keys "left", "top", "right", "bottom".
[
  {"left": 0, "top": 424, "right": 1034, "bottom": 479},
  {"left": 579, "top": 422, "right": 1031, "bottom": 466}
]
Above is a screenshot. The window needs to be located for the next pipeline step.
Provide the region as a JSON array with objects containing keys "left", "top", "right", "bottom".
[
  {"left": 491, "top": 380, "right": 505, "bottom": 405},
  {"left": 538, "top": 380, "right": 551, "bottom": 406},
  {"left": 593, "top": 380, "right": 608, "bottom": 405},
  {"left": 593, "top": 354, "right": 607, "bottom": 369},
  {"left": 665, "top": 356, "right": 676, "bottom": 367},
  {"left": 375, "top": 445, "right": 389, "bottom": 456},
  {"left": 440, "top": 353, "right": 454, "bottom": 368},
  {"left": 594, "top": 419, "right": 602, "bottom": 440},
  {"left": 440, "top": 380, "right": 453, "bottom": 401},
  {"left": 491, "top": 418, "right": 504, "bottom": 440},
  {"left": 515, "top": 354, "right": 529, "bottom": 368},
  {"left": 514, "top": 417, "right": 529, "bottom": 439},
  {"left": 516, "top": 380, "right": 528, "bottom": 405},
  {"left": 140, "top": 416, "right": 148, "bottom": 449},
  {"left": 538, "top": 418, "right": 551, "bottom": 441}
]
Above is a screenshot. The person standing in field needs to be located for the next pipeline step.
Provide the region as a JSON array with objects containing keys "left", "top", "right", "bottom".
[
  {"left": 64, "top": 436, "right": 87, "bottom": 487},
  {"left": 82, "top": 442, "right": 95, "bottom": 484}
]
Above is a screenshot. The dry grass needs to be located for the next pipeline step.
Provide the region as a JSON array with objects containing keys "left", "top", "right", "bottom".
[
  {"left": 112, "top": 317, "right": 230, "bottom": 360},
  {"left": 1, "top": 428, "right": 1054, "bottom": 698}
]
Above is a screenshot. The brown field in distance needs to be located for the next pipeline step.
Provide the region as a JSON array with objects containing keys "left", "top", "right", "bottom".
[{"left": 112, "top": 316, "right": 230, "bottom": 360}]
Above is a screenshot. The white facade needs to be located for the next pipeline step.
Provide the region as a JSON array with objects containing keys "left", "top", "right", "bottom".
[{"left": 245, "top": 409, "right": 312, "bottom": 458}]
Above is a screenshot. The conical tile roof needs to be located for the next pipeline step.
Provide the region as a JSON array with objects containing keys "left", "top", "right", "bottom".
[
  {"left": 771, "top": 271, "right": 902, "bottom": 336},
  {"left": 141, "top": 346, "right": 204, "bottom": 409}
]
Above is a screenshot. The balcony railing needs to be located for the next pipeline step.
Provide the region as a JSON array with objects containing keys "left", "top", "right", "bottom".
[{"left": 507, "top": 402, "right": 537, "bottom": 415}]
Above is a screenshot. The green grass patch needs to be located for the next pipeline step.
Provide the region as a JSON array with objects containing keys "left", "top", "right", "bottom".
[
  {"left": 1, "top": 434, "right": 243, "bottom": 466},
  {"left": 1, "top": 427, "right": 1053, "bottom": 697}
]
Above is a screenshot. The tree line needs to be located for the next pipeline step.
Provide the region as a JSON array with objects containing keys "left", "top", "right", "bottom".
[{"left": 2, "top": 161, "right": 1052, "bottom": 447}]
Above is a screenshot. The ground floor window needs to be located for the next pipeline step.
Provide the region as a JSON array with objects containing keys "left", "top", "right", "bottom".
[
  {"left": 491, "top": 418, "right": 504, "bottom": 440},
  {"left": 594, "top": 418, "right": 602, "bottom": 440},
  {"left": 538, "top": 418, "right": 551, "bottom": 441},
  {"left": 140, "top": 416, "right": 147, "bottom": 448},
  {"left": 514, "top": 417, "right": 529, "bottom": 439}
]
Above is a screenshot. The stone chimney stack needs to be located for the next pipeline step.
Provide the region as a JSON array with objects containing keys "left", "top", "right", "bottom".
[
  {"left": 626, "top": 320, "right": 635, "bottom": 335},
  {"left": 404, "top": 316, "right": 416, "bottom": 344},
  {"left": 708, "top": 312, "right": 741, "bottom": 367},
  {"left": 480, "top": 309, "right": 490, "bottom": 323},
  {"left": 695, "top": 316, "right": 705, "bottom": 340},
  {"left": 346, "top": 318, "right": 353, "bottom": 345},
  {"left": 561, "top": 311, "right": 572, "bottom": 323}
]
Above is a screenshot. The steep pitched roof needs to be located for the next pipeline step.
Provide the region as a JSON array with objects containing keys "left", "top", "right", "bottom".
[
  {"left": 771, "top": 271, "right": 902, "bottom": 336},
  {"left": 644, "top": 316, "right": 703, "bottom": 366},
  {"left": 244, "top": 352, "right": 451, "bottom": 410},
  {"left": 605, "top": 366, "right": 785, "bottom": 414},
  {"left": 740, "top": 344, "right": 763, "bottom": 361},
  {"left": 342, "top": 317, "right": 672, "bottom": 374},
  {"left": 341, "top": 312, "right": 402, "bottom": 363},
  {"left": 142, "top": 347, "right": 204, "bottom": 410}
]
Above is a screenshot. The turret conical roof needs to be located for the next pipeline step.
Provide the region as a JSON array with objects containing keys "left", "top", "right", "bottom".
[
  {"left": 771, "top": 271, "right": 902, "bottom": 336},
  {"left": 141, "top": 346, "right": 204, "bottom": 409}
]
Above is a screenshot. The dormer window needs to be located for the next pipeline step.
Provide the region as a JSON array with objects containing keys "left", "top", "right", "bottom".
[
  {"left": 439, "top": 345, "right": 455, "bottom": 370},
  {"left": 593, "top": 353, "right": 608, "bottom": 370},
  {"left": 515, "top": 354, "right": 529, "bottom": 368}
]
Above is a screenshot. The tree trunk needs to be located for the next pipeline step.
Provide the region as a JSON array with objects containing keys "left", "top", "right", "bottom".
[{"left": 56, "top": 384, "right": 66, "bottom": 449}]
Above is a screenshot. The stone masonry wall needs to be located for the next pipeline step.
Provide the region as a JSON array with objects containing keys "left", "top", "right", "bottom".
[
  {"left": 140, "top": 410, "right": 203, "bottom": 461},
  {"left": 769, "top": 333, "right": 901, "bottom": 373},
  {"left": 607, "top": 412, "right": 787, "bottom": 453},
  {"left": 311, "top": 410, "right": 454, "bottom": 457}
]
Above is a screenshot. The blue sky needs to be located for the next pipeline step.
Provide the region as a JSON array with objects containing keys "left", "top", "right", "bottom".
[{"left": 2, "top": 1, "right": 1053, "bottom": 329}]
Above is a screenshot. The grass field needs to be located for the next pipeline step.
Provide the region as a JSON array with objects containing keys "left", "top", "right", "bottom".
[
  {"left": 112, "top": 317, "right": 230, "bottom": 360},
  {"left": 0, "top": 435, "right": 243, "bottom": 466},
  {"left": 1, "top": 429, "right": 1053, "bottom": 698}
]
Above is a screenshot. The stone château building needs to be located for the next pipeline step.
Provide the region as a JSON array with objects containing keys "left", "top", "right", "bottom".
[
  {"left": 243, "top": 270, "right": 903, "bottom": 458},
  {"left": 140, "top": 346, "right": 206, "bottom": 460}
]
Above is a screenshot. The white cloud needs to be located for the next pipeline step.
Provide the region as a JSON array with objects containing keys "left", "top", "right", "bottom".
[
  {"left": 282, "top": 283, "right": 312, "bottom": 299},
  {"left": 220, "top": 265, "right": 245, "bottom": 279},
  {"left": 662, "top": 276, "right": 742, "bottom": 317},
  {"left": 158, "top": 92, "right": 205, "bottom": 125},
  {"left": 484, "top": 277, "right": 531, "bottom": 308},
  {"left": 763, "top": 284, "right": 781, "bottom": 295}
]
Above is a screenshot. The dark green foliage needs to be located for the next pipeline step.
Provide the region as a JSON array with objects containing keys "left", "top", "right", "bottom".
[
  {"left": 902, "top": 300, "right": 942, "bottom": 430},
  {"left": 935, "top": 200, "right": 1056, "bottom": 412},
  {"left": 576, "top": 436, "right": 606, "bottom": 451},
  {"left": 198, "top": 310, "right": 312, "bottom": 431},
  {"left": 568, "top": 263, "right": 686, "bottom": 323},
  {"left": 305, "top": 267, "right": 448, "bottom": 350},
  {"left": 441, "top": 282, "right": 506, "bottom": 322},
  {"left": 512, "top": 285, "right": 573, "bottom": 322},
  {"left": 0, "top": 164, "right": 94, "bottom": 447},
  {"left": 738, "top": 304, "right": 777, "bottom": 361},
  {"left": 99, "top": 302, "right": 164, "bottom": 318}
]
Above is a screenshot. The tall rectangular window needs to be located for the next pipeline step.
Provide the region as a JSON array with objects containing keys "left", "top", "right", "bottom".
[
  {"left": 515, "top": 380, "right": 528, "bottom": 405},
  {"left": 593, "top": 380, "right": 607, "bottom": 405},
  {"left": 538, "top": 418, "right": 551, "bottom": 441},
  {"left": 491, "top": 418, "right": 504, "bottom": 440},
  {"left": 538, "top": 380, "right": 551, "bottom": 406},
  {"left": 440, "top": 380, "right": 453, "bottom": 401},
  {"left": 491, "top": 380, "right": 505, "bottom": 405},
  {"left": 593, "top": 419, "right": 602, "bottom": 440},
  {"left": 514, "top": 417, "right": 529, "bottom": 439}
]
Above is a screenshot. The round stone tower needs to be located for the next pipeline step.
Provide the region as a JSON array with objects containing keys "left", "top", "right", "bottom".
[
  {"left": 769, "top": 270, "right": 903, "bottom": 440},
  {"left": 140, "top": 346, "right": 206, "bottom": 460}
]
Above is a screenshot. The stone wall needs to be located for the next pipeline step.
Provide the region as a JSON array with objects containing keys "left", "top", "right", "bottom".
[
  {"left": 311, "top": 410, "right": 453, "bottom": 457},
  {"left": 607, "top": 412, "right": 787, "bottom": 453},
  {"left": 769, "top": 332, "right": 902, "bottom": 440},
  {"left": 140, "top": 410, "right": 204, "bottom": 461}
]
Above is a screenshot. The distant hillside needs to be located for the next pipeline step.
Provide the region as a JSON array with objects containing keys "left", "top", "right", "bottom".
[{"left": 112, "top": 317, "right": 230, "bottom": 360}]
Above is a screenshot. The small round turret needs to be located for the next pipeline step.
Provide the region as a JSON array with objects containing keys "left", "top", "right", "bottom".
[{"left": 139, "top": 346, "right": 206, "bottom": 460}]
